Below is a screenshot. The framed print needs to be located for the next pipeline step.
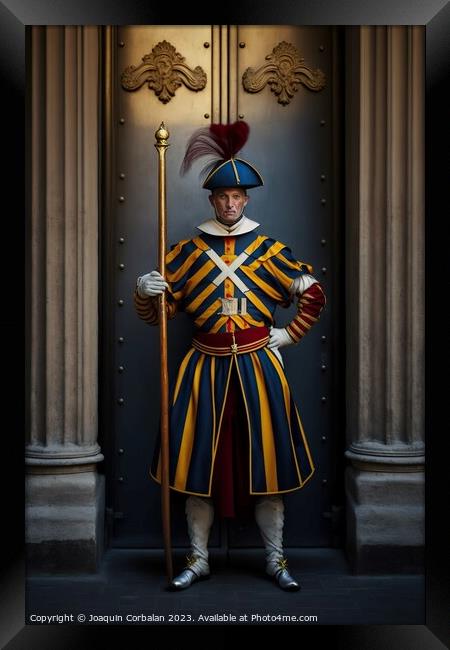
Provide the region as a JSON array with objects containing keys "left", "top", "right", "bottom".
[{"left": 1, "top": 0, "right": 448, "bottom": 647}]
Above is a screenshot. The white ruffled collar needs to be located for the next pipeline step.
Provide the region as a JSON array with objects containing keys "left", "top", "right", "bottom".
[{"left": 196, "top": 214, "right": 260, "bottom": 237}]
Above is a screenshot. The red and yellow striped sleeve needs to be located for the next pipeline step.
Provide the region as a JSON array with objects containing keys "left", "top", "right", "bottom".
[
  {"left": 133, "top": 288, "right": 178, "bottom": 325},
  {"left": 285, "top": 282, "right": 326, "bottom": 344}
]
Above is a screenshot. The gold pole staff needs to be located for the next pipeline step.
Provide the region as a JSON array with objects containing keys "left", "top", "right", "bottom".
[{"left": 154, "top": 122, "right": 173, "bottom": 582}]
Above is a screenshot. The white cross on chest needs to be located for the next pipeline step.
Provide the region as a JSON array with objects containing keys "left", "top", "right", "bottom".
[
  {"left": 204, "top": 247, "right": 251, "bottom": 316},
  {"left": 204, "top": 248, "right": 251, "bottom": 294}
]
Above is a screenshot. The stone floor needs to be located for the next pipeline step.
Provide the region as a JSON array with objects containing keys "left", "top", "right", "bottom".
[{"left": 26, "top": 548, "right": 424, "bottom": 626}]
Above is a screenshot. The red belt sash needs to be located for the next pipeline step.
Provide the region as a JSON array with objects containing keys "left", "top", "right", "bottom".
[{"left": 192, "top": 326, "right": 270, "bottom": 356}]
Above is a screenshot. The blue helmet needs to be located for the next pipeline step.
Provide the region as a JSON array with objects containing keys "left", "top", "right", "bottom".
[
  {"left": 180, "top": 121, "right": 263, "bottom": 191},
  {"left": 202, "top": 157, "right": 263, "bottom": 190}
]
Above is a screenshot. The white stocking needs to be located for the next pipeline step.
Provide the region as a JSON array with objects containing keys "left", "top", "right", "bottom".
[
  {"left": 185, "top": 495, "right": 214, "bottom": 576},
  {"left": 254, "top": 495, "right": 285, "bottom": 576}
]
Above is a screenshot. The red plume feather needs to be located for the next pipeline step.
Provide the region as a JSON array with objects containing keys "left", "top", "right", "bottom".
[{"left": 180, "top": 121, "right": 250, "bottom": 176}]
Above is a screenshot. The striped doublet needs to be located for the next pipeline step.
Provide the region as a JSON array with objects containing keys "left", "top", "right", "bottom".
[
  {"left": 134, "top": 228, "right": 327, "bottom": 497},
  {"left": 134, "top": 230, "right": 326, "bottom": 337}
]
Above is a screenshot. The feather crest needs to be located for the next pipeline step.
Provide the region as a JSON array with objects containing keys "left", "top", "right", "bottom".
[{"left": 180, "top": 121, "right": 250, "bottom": 176}]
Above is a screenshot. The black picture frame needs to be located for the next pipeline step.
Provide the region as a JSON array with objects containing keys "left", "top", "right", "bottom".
[{"left": 2, "top": 1, "right": 448, "bottom": 647}]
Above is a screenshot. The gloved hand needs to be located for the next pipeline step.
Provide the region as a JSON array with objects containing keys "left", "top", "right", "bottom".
[
  {"left": 267, "top": 326, "right": 295, "bottom": 350},
  {"left": 136, "top": 270, "right": 169, "bottom": 298},
  {"left": 266, "top": 327, "right": 295, "bottom": 369}
]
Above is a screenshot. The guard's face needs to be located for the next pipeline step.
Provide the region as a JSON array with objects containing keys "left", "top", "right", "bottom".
[{"left": 209, "top": 188, "right": 249, "bottom": 224}]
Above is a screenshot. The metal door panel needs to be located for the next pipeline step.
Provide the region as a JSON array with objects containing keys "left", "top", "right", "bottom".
[
  {"left": 108, "top": 25, "right": 220, "bottom": 547},
  {"left": 227, "top": 26, "right": 335, "bottom": 547},
  {"left": 102, "top": 25, "right": 342, "bottom": 549}
]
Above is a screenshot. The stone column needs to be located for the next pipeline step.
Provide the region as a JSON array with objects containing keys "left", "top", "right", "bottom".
[
  {"left": 26, "top": 26, "right": 104, "bottom": 573},
  {"left": 345, "top": 26, "right": 425, "bottom": 573}
]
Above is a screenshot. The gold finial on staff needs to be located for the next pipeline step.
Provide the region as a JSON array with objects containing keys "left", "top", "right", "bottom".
[{"left": 155, "top": 121, "right": 170, "bottom": 145}]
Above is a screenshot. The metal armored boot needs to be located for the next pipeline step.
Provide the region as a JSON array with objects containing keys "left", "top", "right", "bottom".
[
  {"left": 254, "top": 495, "right": 301, "bottom": 591},
  {"left": 170, "top": 495, "right": 214, "bottom": 590}
]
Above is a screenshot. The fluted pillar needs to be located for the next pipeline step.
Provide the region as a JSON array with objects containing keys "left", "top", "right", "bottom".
[
  {"left": 345, "top": 26, "right": 425, "bottom": 573},
  {"left": 25, "top": 26, "right": 104, "bottom": 573}
]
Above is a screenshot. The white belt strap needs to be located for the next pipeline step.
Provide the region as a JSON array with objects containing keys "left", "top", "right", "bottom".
[{"left": 204, "top": 248, "right": 251, "bottom": 295}]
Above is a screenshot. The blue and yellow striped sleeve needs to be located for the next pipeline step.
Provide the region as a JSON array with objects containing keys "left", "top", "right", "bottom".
[
  {"left": 133, "top": 286, "right": 178, "bottom": 325},
  {"left": 261, "top": 240, "right": 313, "bottom": 305},
  {"left": 133, "top": 238, "right": 195, "bottom": 325}
]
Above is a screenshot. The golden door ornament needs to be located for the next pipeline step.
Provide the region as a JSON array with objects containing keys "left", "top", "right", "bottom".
[
  {"left": 121, "top": 40, "right": 207, "bottom": 104},
  {"left": 242, "top": 41, "right": 326, "bottom": 106}
]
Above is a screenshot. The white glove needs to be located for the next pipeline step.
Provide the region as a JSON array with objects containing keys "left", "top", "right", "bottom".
[
  {"left": 267, "top": 326, "right": 294, "bottom": 350},
  {"left": 267, "top": 326, "right": 295, "bottom": 369},
  {"left": 136, "top": 270, "right": 169, "bottom": 298}
]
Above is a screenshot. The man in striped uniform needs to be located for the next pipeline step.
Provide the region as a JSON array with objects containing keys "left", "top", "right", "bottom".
[{"left": 134, "top": 122, "right": 326, "bottom": 591}]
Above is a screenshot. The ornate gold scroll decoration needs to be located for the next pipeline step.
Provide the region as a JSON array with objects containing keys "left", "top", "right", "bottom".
[
  {"left": 121, "top": 40, "right": 207, "bottom": 104},
  {"left": 242, "top": 41, "right": 326, "bottom": 106}
]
